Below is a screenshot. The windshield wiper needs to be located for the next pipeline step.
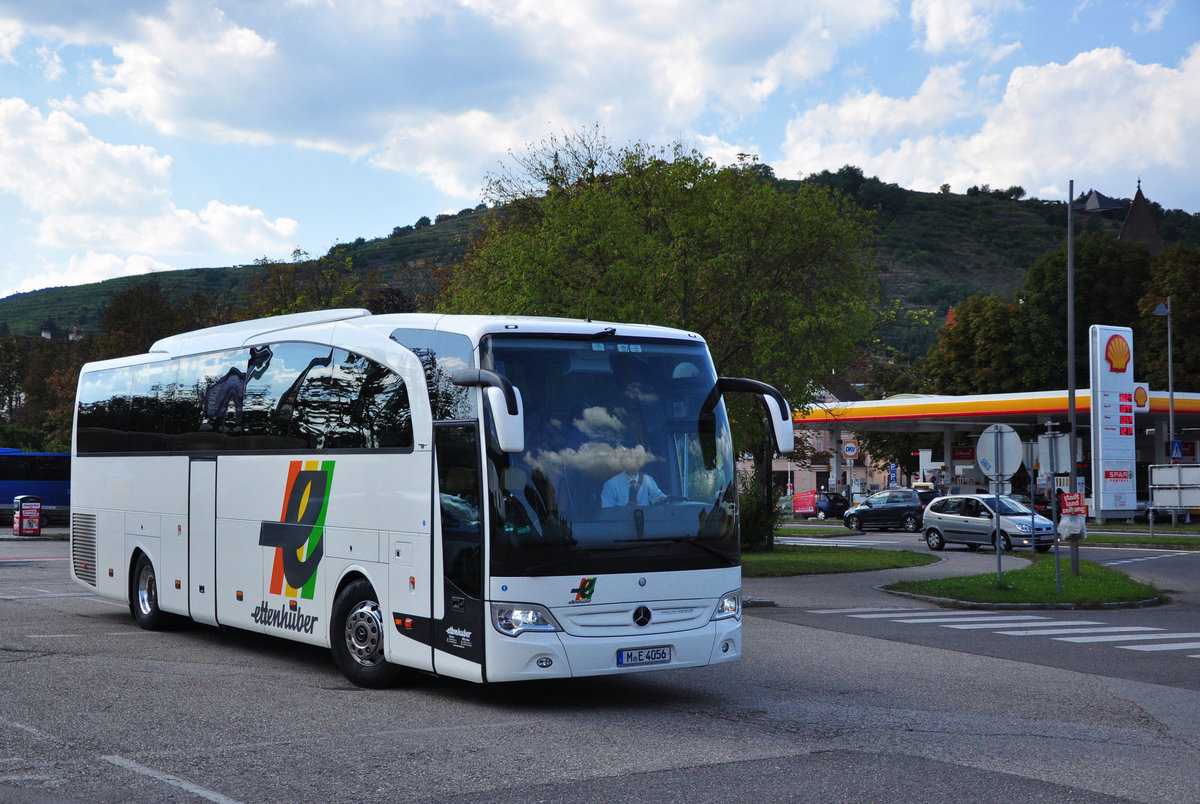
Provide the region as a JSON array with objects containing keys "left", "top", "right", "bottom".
[{"left": 612, "top": 536, "right": 738, "bottom": 565}]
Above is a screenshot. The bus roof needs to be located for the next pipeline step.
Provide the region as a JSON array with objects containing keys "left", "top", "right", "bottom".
[{"left": 135, "top": 310, "right": 705, "bottom": 361}]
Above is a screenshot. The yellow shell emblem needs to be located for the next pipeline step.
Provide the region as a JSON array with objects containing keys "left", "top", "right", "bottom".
[
  {"left": 1134, "top": 386, "right": 1148, "bottom": 407},
  {"left": 1105, "top": 335, "right": 1131, "bottom": 373}
]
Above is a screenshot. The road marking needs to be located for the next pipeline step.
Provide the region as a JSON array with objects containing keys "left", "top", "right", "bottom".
[
  {"left": 1105, "top": 553, "right": 1191, "bottom": 566},
  {"left": 942, "top": 617, "right": 1079, "bottom": 630},
  {"left": 1, "top": 588, "right": 94, "bottom": 602},
  {"left": 1119, "top": 641, "right": 1200, "bottom": 652},
  {"left": 1056, "top": 632, "right": 1200, "bottom": 643},
  {"left": 0, "top": 717, "right": 61, "bottom": 743},
  {"left": 982, "top": 622, "right": 1109, "bottom": 634},
  {"left": 0, "top": 556, "right": 69, "bottom": 562},
  {"left": 102, "top": 755, "right": 242, "bottom": 804},
  {"left": 849, "top": 610, "right": 981, "bottom": 619},
  {"left": 996, "top": 626, "right": 1162, "bottom": 637},
  {"left": 902, "top": 619, "right": 1051, "bottom": 628},
  {"left": 809, "top": 606, "right": 917, "bottom": 615}
]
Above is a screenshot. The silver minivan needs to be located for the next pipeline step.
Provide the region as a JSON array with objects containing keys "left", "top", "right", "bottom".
[{"left": 922, "top": 494, "right": 1055, "bottom": 552}]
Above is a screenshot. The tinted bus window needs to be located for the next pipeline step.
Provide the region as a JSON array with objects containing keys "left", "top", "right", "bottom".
[
  {"left": 77, "top": 366, "right": 134, "bottom": 453},
  {"left": 391, "top": 329, "right": 475, "bottom": 421}
]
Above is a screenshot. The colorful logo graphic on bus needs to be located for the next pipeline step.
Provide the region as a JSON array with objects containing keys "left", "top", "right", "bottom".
[
  {"left": 571, "top": 577, "right": 597, "bottom": 603},
  {"left": 258, "top": 460, "right": 335, "bottom": 600}
]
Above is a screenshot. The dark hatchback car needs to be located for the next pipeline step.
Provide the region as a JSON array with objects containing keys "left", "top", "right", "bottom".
[
  {"left": 843, "top": 488, "right": 938, "bottom": 532},
  {"left": 803, "top": 491, "right": 851, "bottom": 520}
]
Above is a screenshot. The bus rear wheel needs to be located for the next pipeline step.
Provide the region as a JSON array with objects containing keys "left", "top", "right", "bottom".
[
  {"left": 331, "top": 579, "right": 400, "bottom": 688},
  {"left": 129, "top": 553, "right": 166, "bottom": 630}
]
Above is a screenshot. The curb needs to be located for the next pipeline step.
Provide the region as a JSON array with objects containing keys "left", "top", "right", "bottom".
[{"left": 878, "top": 585, "right": 1167, "bottom": 610}]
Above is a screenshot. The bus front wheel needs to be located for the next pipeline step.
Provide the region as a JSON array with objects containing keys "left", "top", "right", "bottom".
[
  {"left": 331, "top": 579, "right": 400, "bottom": 688},
  {"left": 129, "top": 553, "right": 166, "bottom": 630}
]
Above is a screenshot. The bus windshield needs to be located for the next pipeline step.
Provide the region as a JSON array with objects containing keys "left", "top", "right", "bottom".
[{"left": 481, "top": 333, "right": 737, "bottom": 577}]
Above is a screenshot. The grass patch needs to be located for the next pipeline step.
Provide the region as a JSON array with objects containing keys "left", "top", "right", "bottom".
[
  {"left": 884, "top": 556, "right": 1160, "bottom": 606},
  {"left": 742, "top": 545, "right": 937, "bottom": 578}
]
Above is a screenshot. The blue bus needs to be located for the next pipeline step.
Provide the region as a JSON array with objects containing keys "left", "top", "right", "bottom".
[{"left": 0, "top": 449, "right": 70, "bottom": 524}]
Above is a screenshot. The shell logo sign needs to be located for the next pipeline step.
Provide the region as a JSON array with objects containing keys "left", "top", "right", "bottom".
[
  {"left": 1104, "top": 334, "right": 1131, "bottom": 373},
  {"left": 1134, "top": 385, "right": 1149, "bottom": 409}
]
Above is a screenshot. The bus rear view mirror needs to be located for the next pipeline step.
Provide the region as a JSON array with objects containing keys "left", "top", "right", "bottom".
[
  {"left": 450, "top": 369, "right": 525, "bottom": 454},
  {"left": 710, "top": 377, "right": 793, "bottom": 455}
]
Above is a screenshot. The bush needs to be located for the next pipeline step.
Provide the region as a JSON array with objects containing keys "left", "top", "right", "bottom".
[{"left": 738, "top": 471, "right": 783, "bottom": 552}]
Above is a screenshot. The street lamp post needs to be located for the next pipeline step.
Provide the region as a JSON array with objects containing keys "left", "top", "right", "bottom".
[
  {"left": 1154, "top": 297, "right": 1177, "bottom": 524},
  {"left": 1067, "top": 180, "right": 1080, "bottom": 575}
]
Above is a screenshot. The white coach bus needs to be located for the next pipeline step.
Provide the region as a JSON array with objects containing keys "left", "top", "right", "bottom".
[{"left": 70, "top": 309, "right": 791, "bottom": 686}]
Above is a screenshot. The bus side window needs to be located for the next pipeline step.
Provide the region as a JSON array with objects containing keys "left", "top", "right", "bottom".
[{"left": 76, "top": 366, "right": 134, "bottom": 454}]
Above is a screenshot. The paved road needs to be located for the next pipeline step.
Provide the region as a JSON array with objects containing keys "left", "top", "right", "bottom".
[{"left": 2, "top": 536, "right": 1198, "bottom": 803}]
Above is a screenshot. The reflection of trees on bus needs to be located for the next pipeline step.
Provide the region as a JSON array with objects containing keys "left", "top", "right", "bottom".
[{"left": 76, "top": 343, "right": 413, "bottom": 454}]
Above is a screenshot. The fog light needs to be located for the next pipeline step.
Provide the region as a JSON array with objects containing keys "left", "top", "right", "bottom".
[
  {"left": 536, "top": 656, "right": 553, "bottom": 669},
  {"left": 721, "top": 641, "right": 730, "bottom": 654}
]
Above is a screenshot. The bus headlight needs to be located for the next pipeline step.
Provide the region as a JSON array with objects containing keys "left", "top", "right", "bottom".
[
  {"left": 490, "top": 603, "right": 561, "bottom": 637},
  {"left": 712, "top": 590, "right": 741, "bottom": 622}
]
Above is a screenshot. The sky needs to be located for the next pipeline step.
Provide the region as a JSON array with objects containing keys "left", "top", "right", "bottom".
[{"left": 1, "top": 0, "right": 1197, "bottom": 296}]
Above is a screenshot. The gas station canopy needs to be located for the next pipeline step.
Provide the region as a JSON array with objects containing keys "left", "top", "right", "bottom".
[{"left": 796, "top": 388, "right": 1200, "bottom": 438}]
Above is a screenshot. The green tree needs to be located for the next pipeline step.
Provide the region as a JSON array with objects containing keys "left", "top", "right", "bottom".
[
  {"left": 446, "top": 132, "right": 879, "bottom": 480},
  {"left": 1138, "top": 245, "right": 1200, "bottom": 390},
  {"left": 246, "top": 254, "right": 379, "bottom": 318},
  {"left": 1022, "top": 232, "right": 1153, "bottom": 390},
  {"left": 95, "top": 282, "right": 180, "bottom": 358},
  {"left": 922, "top": 293, "right": 1032, "bottom": 394}
]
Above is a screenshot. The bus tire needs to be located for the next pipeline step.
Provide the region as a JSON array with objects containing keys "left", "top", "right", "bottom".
[
  {"left": 331, "top": 579, "right": 400, "bottom": 688},
  {"left": 129, "top": 553, "right": 167, "bottom": 630}
]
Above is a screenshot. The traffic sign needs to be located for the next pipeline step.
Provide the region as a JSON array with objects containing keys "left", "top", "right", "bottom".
[
  {"left": 975, "top": 424, "right": 1022, "bottom": 480},
  {"left": 1171, "top": 440, "right": 1183, "bottom": 464}
]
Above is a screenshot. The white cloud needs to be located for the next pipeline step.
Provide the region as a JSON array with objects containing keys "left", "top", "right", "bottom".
[
  {"left": 0, "top": 97, "right": 297, "bottom": 258},
  {"left": 777, "top": 45, "right": 1200, "bottom": 203},
  {"left": 34, "top": 0, "right": 899, "bottom": 206},
  {"left": 1133, "top": 0, "right": 1176, "bottom": 33},
  {"left": 0, "top": 17, "right": 20, "bottom": 63},
  {"left": 36, "top": 45, "right": 63, "bottom": 80},
  {"left": 64, "top": 1, "right": 277, "bottom": 143},
  {"left": 778, "top": 63, "right": 977, "bottom": 176},
  {"left": 14, "top": 252, "right": 176, "bottom": 294},
  {"left": 910, "top": 0, "right": 1023, "bottom": 57}
]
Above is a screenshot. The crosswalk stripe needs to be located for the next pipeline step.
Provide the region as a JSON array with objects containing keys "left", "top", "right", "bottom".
[
  {"left": 1056, "top": 632, "right": 1200, "bottom": 643},
  {"left": 1119, "top": 641, "right": 1200, "bottom": 652},
  {"left": 850, "top": 610, "right": 983, "bottom": 619},
  {"left": 997, "top": 626, "right": 1161, "bottom": 637},
  {"left": 806, "top": 612, "right": 916, "bottom": 619},
  {"left": 942, "top": 618, "right": 1071, "bottom": 630},
  {"left": 901, "top": 615, "right": 1050, "bottom": 625},
  {"left": 991, "top": 624, "right": 1109, "bottom": 635}
]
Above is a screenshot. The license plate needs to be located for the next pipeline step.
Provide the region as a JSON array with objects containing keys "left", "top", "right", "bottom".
[{"left": 617, "top": 646, "right": 671, "bottom": 667}]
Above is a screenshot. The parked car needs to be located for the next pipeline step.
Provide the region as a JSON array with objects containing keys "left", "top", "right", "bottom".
[
  {"left": 804, "top": 491, "right": 851, "bottom": 520},
  {"left": 922, "top": 494, "right": 1055, "bottom": 552},
  {"left": 1009, "top": 493, "right": 1054, "bottom": 519},
  {"left": 843, "top": 488, "right": 937, "bottom": 532}
]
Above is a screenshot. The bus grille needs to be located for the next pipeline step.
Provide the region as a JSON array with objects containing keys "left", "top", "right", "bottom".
[{"left": 72, "top": 513, "right": 98, "bottom": 587}]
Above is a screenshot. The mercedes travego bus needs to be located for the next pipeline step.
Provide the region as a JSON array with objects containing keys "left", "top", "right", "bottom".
[{"left": 69, "top": 310, "right": 792, "bottom": 687}]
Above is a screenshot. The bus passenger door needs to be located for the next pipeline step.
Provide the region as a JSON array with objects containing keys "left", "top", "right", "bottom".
[
  {"left": 432, "top": 423, "right": 486, "bottom": 682},
  {"left": 188, "top": 458, "right": 218, "bottom": 626}
]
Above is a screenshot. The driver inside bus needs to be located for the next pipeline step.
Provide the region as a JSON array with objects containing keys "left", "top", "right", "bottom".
[
  {"left": 601, "top": 443, "right": 667, "bottom": 508},
  {"left": 601, "top": 468, "right": 666, "bottom": 507}
]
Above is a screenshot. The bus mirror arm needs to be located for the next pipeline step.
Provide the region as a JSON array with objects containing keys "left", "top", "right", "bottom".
[
  {"left": 450, "top": 369, "right": 525, "bottom": 453},
  {"left": 714, "top": 377, "right": 794, "bottom": 455}
]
